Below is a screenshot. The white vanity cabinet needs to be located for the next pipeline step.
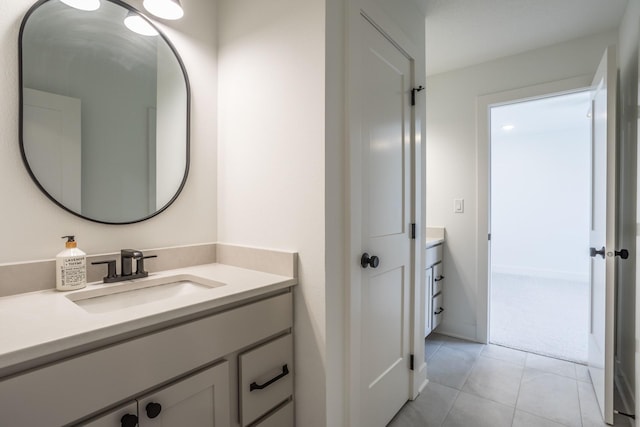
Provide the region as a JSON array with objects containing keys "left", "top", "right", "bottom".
[
  {"left": 84, "top": 402, "right": 139, "bottom": 427},
  {"left": 0, "top": 290, "right": 293, "bottom": 427},
  {"left": 425, "top": 243, "right": 444, "bottom": 336},
  {"left": 84, "top": 361, "right": 230, "bottom": 427}
]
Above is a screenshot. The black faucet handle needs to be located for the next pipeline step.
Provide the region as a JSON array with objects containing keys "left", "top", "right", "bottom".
[
  {"left": 91, "top": 260, "right": 118, "bottom": 282},
  {"left": 136, "top": 255, "right": 158, "bottom": 275},
  {"left": 121, "top": 249, "right": 143, "bottom": 258}
]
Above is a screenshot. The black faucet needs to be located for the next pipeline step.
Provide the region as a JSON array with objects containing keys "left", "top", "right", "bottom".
[
  {"left": 121, "top": 249, "right": 143, "bottom": 277},
  {"left": 92, "top": 249, "right": 157, "bottom": 283}
]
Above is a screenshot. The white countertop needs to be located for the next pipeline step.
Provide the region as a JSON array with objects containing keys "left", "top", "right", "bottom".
[
  {"left": 0, "top": 263, "right": 296, "bottom": 376},
  {"left": 426, "top": 236, "right": 445, "bottom": 247},
  {"left": 426, "top": 226, "right": 445, "bottom": 248}
]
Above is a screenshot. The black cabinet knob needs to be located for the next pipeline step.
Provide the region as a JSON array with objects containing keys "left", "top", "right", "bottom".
[
  {"left": 120, "top": 414, "right": 138, "bottom": 427},
  {"left": 361, "top": 253, "right": 380, "bottom": 269},
  {"left": 146, "top": 402, "right": 162, "bottom": 419}
]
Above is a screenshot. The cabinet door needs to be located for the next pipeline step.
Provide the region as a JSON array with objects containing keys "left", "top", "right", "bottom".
[
  {"left": 81, "top": 401, "right": 138, "bottom": 427},
  {"left": 138, "top": 361, "right": 230, "bottom": 427},
  {"left": 253, "top": 400, "right": 294, "bottom": 427},
  {"left": 424, "top": 267, "right": 433, "bottom": 337}
]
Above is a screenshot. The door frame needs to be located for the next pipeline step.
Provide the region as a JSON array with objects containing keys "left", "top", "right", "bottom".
[
  {"left": 346, "top": 3, "right": 426, "bottom": 426},
  {"left": 476, "top": 75, "right": 593, "bottom": 343}
]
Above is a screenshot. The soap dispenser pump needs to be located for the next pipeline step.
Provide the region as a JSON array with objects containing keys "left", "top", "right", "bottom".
[{"left": 56, "top": 235, "right": 87, "bottom": 291}]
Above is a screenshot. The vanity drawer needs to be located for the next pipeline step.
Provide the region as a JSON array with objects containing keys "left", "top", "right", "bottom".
[
  {"left": 239, "top": 333, "right": 293, "bottom": 426},
  {"left": 433, "top": 263, "right": 444, "bottom": 295},
  {"left": 254, "top": 400, "right": 294, "bottom": 427},
  {"left": 425, "top": 244, "right": 443, "bottom": 267},
  {"left": 432, "top": 294, "right": 444, "bottom": 330}
]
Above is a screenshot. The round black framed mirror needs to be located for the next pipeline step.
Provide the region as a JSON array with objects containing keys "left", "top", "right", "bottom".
[{"left": 19, "top": 0, "right": 190, "bottom": 224}]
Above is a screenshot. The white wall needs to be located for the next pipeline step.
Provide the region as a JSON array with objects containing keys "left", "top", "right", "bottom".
[
  {"left": 216, "top": 1, "right": 327, "bottom": 425},
  {"left": 217, "top": 0, "right": 426, "bottom": 425},
  {"left": 491, "top": 97, "right": 591, "bottom": 282},
  {"left": 426, "top": 30, "right": 618, "bottom": 340},
  {"left": 325, "top": 0, "right": 346, "bottom": 425},
  {"left": 0, "top": 0, "right": 217, "bottom": 265},
  {"left": 618, "top": 0, "right": 640, "bottom": 411}
]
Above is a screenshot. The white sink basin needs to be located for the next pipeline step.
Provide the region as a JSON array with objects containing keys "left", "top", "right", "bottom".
[{"left": 66, "top": 274, "right": 224, "bottom": 314}]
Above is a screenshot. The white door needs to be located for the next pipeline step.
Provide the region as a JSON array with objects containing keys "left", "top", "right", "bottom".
[
  {"left": 23, "top": 88, "right": 82, "bottom": 212},
  {"left": 357, "top": 14, "right": 412, "bottom": 427},
  {"left": 588, "top": 46, "right": 617, "bottom": 425}
]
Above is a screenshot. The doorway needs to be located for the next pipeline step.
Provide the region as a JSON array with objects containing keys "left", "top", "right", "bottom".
[{"left": 488, "top": 90, "right": 592, "bottom": 363}]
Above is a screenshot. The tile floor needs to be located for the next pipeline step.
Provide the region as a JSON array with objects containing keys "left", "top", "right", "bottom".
[{"left": 388, "top": 334, "right": 633, "bottom": 427}]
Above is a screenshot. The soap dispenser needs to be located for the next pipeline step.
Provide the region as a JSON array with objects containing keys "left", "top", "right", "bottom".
[{"left": 56, "top": 235, "right": 87, "bottom": 291}]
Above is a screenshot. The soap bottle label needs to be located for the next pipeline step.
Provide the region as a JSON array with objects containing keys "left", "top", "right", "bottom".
[{"left": 59, "top": 256, "right": 86, "bottom": 288}]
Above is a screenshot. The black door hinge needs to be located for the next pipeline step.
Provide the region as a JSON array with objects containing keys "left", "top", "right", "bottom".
[
  {"left": 488, "top": 233, "right": 491, "bottom": 241},
  {"left": 411, "top": 223, "right": 416, "bottom": 239},
  {"left": 411, "top": 86, "right": 425, "bottom": 106},
  {"left": 410, "top": 354, "right": 415, "bottom": 370}
]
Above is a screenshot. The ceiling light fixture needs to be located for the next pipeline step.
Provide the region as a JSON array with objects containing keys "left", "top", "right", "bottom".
[
  {"left": 143, "top": 0, "right": 184, "bottom": 20},
  {"left": 124, "top": 12, "right": 158, "bottom": 36},
  {"left": 60, "top": 0, "right": 100, "bottom": 11},
  {"left": 501, "top": 124, "right": 515, "bottom": 131}
]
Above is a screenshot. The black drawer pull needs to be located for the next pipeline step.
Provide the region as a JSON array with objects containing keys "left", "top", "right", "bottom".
[
  {"left": 434, "top": 275, "right": 445, "bottom": 282},
  {"left": 250, "top": 364, "right": 290, "bottom": 391},
  {"left": 434, "top": 307, "right": 444, "bottom": 315}
]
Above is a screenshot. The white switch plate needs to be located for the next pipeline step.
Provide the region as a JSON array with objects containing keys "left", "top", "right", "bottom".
[{"left": 454, "top": 198, "right": 464, "bottom": 213}]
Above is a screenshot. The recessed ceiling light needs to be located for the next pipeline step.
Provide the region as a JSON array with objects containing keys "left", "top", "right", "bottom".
[
  {"left": 60, "top": 0, "right": 100, "bottom": 11},
  {"left": 124, "top": 12, "right": 159, "bottom": 36},
  {"left": 143, "top": 0, "right": 184, "bottom": 20},
  {"left": 501, "top": 124, "right": 515, "bottom": 131}
]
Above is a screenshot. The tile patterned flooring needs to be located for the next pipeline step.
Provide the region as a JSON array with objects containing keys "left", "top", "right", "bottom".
[{"left": 388, "top": 334, "right": 632, "bottom": 427}]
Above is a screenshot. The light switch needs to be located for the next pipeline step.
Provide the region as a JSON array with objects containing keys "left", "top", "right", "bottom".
[{"left": 454, "top": 198, "right": 464, "bottom": 213}]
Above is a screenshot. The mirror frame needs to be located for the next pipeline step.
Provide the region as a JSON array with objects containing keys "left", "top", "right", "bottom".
[{"left": 18, "top": 0, "right": 191, "bottom": 225}]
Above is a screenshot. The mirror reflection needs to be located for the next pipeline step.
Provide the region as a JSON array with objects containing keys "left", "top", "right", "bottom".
[{"left": 20, "top": 0, "right": 189, "bottom": 224}]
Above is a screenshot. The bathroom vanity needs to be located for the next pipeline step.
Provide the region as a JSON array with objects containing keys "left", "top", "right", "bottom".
[
  {"left": 425, "top": 228, "right": 445, "bottom": 337},
  {"left": 0, "top": 257, "right": 296, "bottom": 427}
]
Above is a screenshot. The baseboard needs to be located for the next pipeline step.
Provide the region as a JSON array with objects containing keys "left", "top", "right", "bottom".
[
  {"left": 615, "top": 359, "right": 635, "bottom": 418},
  {"left": 436, "top": 319, "right": 478, "bottom": 342},
  {"left": 434, "top": 329, "right": 482, "bottom": 344},
  {"left": 418, "top": 378, "right": 429, "bottom": 394}
]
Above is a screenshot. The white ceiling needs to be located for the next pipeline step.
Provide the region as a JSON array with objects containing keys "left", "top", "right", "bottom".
[{"left": 426, "top": 0, "right": 629, "bottom": 75}]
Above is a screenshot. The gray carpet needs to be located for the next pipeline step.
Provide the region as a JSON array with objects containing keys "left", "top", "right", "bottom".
[{"left": 490, "top": 273, "right": 588, "bottom": 363}]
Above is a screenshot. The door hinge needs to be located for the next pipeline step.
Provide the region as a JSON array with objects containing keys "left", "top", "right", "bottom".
[
  {"left": 488, "top": 233, "right": 491, "bottom": 241},
  {"left": 411, "top": 86, "right": 425, "bottom": 106},
  {"left": 409, "top": 354, "right": 415, "bottom": 371},
  {"left": 411, "top": 223, "right": 416, "bottom": 239}
]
